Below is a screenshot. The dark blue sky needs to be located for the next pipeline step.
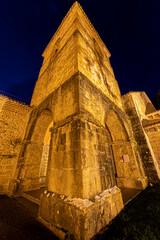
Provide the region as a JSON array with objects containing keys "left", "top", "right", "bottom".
[{"left": 0, "top": 0, "right": 160, "bottom": 104}]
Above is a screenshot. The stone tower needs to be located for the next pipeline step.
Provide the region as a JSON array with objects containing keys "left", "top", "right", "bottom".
[
  {"left": 1, "top": 2, "right": 160, "bottom": 239},
  {"left": 8, "top": 2, "right": 149, "bottom": 239}
]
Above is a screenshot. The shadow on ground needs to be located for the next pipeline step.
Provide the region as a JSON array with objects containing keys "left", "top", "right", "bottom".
[
  {"left": 0, "top": 195, "right": 58, "bottom": 240},
  {"left": 0, "top": 186, "right": 160, "bottom": 240}
]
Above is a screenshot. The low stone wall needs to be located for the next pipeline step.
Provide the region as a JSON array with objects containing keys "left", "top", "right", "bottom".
[{"left": 38, "top": 186, "right": 123, "bottom": 240}]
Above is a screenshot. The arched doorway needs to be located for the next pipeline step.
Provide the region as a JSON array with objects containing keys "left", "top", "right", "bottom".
[
  {"left": 105, "top": 125, "right": 117, "bottom": 181},
  {"left": 106, "top": 110, "right": 145, "bottom": 190},
  {"left": 39, "top": 122, "right": 52, "bottom": 187},
  {"left": 18, "top": 109, "right": 53, "bottom": 192}
]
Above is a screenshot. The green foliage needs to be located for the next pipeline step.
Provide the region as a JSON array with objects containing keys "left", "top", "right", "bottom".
[{"left": 92, "top": 186, "right": 160, "bottom": 240}]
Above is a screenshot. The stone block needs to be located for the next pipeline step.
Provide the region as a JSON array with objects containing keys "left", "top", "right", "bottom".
[{"left": 38, "top": 186, "right": 123, "bottom": 240}]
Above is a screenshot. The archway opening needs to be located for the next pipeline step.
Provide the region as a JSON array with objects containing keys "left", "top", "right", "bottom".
[
  {"left": 105, "top": 125, "right": 117, "bottom": 181},
  {"left": 106, "top": 110, "right": 129, "bottom": 188},
  {"left": 39, "top": 122, "right": 52, "bottom": 187},
  {"left": 105, "top": 110, "right": 145, "bottom": 203},
  {"left": 18, "top": 109, "right": 53, "bottom": 193}
]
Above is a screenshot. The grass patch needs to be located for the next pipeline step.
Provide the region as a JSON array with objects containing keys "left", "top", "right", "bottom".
[{"left": 93, "top": 185, "right": 160, "bottom": 240}]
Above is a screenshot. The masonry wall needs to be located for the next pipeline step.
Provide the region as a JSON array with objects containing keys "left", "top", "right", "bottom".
[
  {"left": 17, "top": 73, "right": 79, "bottom": 193},
  {"left": 31, "top": 19, "right": 79, "bottom": 107},
  {"left": 48, "top": 115, "right": 117, "bottom": 199},
  {"left": 79, "top": 75, "right": 147, "bottom": 189},
  {"left": 143, "top": 111, "right": 160, "bottom": 174},
  {"left": 122, "top": 92, "right": 159, "bottom": 183},
  {"left": 31, "top": 4, "right": 123, "bottom": 111},
  {"left": 146, "top": 130, "right": 160, "bottom": 168},
  {"left": 124, "top": 92, "right": 156, "bottom": 119},
  {"left": 0, "top": 95, "right": 32, "bottom": 195},
  {"left": 77, "top": 23, "right": 122, "bottom": 110}
]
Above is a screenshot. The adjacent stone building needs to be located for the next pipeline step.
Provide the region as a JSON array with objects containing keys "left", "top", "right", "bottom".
[{"left": 0, "top": 2, "right": 159, "bottom": 239}]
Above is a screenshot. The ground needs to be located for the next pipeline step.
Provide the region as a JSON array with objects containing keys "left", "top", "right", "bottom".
[
  {"left": 93, "top": 185, "right": 160, "bottom": 240},
  {"left": 0, "top": 186, "right": 160, "bottom": 240},
  {"left": 0, "top": 195, "right": 58, "bottom": 240}
]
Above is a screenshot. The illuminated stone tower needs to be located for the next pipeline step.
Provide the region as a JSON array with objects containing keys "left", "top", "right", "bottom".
[{"left": 16, "top": 2, "right": 148, "bottom": 239}]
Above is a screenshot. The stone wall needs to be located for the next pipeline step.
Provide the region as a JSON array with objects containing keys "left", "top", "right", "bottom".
[
  {"left": 16, "top": 110, "right": 53, "bottom": 193},
  {"left": 122, "top": 92, "right": 160, "bottom": 183},
  {"left": 47, "top": 116, "right": 116, "bottom": 199},
  {"left": 39, "top": 186, "right": 123, "bottom": 240},
  {"left": 0, "top": 95, "right": 32, "bottom": 195},
  {"left": 144, "top": 111, "right": 160, "bottom": 172},
  {"left": 30, "top": 10, "right": 80, "bottom": 107},
  {"left": 146, "top": 129, "right": 160, "bottom": 168},
  {"left": 31, "top": 2, "right": 122, "bottom": 110},
  {"left": 16, "top": 73, "right": 79, "bottom": 193},
  {"left": 79, "top": 74, "right": 147, "bottom": 189},
  {"left": 77, "top": 25, "right": 122, "bottom": 109}
]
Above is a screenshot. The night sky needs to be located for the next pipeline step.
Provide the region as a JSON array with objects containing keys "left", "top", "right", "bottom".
[{"left": 0, "top": 0, "right": 160, "bottom": 105}]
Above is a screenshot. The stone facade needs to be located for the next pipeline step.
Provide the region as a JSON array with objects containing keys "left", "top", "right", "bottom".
[
  {"left": 0, "top": 2, "right": 160, "bottom": 239},
  {"left": 123, "top": 92, "right": 160, "bottom": 183},
  {"left": 0, "top": 95, "right": 32, "bottom": 195},
  {"left": 144, "top": 111, "right": 160, "bottom": 169}
]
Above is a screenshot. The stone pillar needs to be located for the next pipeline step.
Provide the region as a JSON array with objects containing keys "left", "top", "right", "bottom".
[{"left": 39, "top": 116, "right": 123, "bottom": 240}]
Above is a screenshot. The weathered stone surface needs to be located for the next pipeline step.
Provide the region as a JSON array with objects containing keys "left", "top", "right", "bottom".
[
  {"left": 39, "top": 186, "right": 123, "bottom": 240},
  {"left": 0, "top": 95, "right": 32, "bottom": 195},
  {"left": 122, "top": 92, "right": 160, "bottom": 183}
]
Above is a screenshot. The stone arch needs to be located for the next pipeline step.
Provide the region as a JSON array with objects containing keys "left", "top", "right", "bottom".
[
  {"left": 105, "top": 110, "right": 145, "bottom": 189},
  {"left": 18, "top": 109, "right": 53, "bottom": 192},
  {"left": 27, "top": 109, "right": 53, "bottom": 142},
  {"left": 106, "top": 110, "right": 129, "bottom": 143}
]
